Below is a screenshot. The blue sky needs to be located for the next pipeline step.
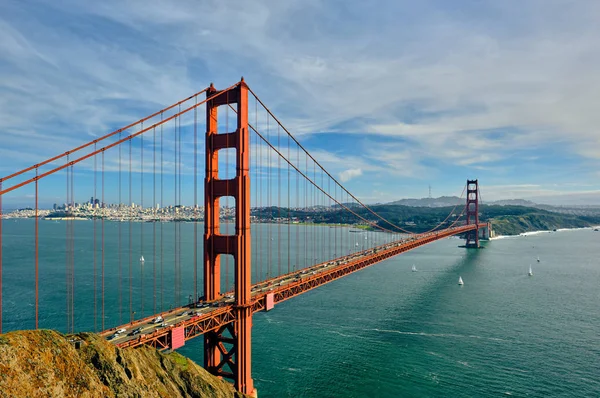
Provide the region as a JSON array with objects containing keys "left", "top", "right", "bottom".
[{"left": 1, "top": 0, "right": 600, "bottom": 207}]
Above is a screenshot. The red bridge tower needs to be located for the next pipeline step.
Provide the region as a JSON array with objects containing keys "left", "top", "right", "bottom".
[
  {"left": 203, "top": 79, "right": 255, "bottom": 396},
  {"left": 465, "top": 179, "right": 480, "bottom": 248}
]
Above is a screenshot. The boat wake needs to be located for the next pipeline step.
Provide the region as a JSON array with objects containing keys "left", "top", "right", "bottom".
[
  {"left": 370, "top": 328, "right": 509, "bottom": 342},
  {"left": 328, "top": 330, "right": 368, "bottom": 339}
]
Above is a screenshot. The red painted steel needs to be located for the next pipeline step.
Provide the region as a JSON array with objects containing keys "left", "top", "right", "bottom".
[
  {"left": 171, "top": 326, "right": 185, "bottom": 350},
  {"left": 35, "top": 171, "right": 39, "bottom": 329},
  {"left": 266, "top": 293, "right": 274, "bottom": 311},
  {"left": 203, "top": 79, "right": 255, "bottom": 396},
  {"left": 0, "top": 179, "right": 2, "bottom": 334},
  {"left": 466, "top": 179, "right": 480, "bottom": 248}
]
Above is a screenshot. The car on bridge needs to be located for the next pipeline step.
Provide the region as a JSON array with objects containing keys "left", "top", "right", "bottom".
[{"left": 128, "top": 327, "right": 142, "bottom": 336}]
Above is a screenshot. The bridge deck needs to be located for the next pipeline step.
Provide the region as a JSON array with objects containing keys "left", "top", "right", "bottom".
[{"left": 104, "top": 224, "right": 482, "bottom": 350}]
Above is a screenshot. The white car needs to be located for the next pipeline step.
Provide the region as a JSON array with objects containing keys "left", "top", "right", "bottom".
[
  {"left": 116, "top": 328, "right": 126, "bottom": 334},
  {"left": 152, "top": 316, "right": 164, "bottom": 324}
]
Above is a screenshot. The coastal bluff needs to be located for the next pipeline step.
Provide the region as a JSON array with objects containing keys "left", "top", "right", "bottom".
[{"left": 0, "top": 329, "right": 247, "bottom": 398}]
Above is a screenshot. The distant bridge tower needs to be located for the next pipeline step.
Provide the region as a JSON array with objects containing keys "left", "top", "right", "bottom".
[
  {"left": 204, "top": 79, "right": 255, "bottom": 396},
  {"left": 465, "top": 179, "right": 479, "bottom": 248}
]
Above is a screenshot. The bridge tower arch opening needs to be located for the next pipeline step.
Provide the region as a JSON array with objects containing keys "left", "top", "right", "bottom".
[
  {"left": 465, "top": 179, "right": 480, "bottom": 248},
  {"left": 204, "top": 79, "right": 255, "bottom": 396}
]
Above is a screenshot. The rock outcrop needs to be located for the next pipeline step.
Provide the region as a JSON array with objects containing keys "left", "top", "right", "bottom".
[{"left": 0, "top": 330, "right": 246, "bottom": 398}]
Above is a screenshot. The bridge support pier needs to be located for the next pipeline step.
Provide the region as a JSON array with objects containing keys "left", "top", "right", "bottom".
[
  {"left": 204, "top": 79, "right": 256, "bottom": 397},
  {"left": 465, "top": 179, "right": 480, "bottom": 248}
]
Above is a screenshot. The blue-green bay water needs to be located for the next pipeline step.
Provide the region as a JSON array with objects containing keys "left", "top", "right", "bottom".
[{"left": 2, "top": 220, "right": 600, "bottom": 397}]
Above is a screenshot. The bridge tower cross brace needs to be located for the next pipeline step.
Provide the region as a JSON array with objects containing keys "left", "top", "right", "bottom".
[
  {"left": 465, "top": 179, "right": 479, "bottom": 248},
  {"left": 203, "top": 79, "right": 255, "bottom": 396}
]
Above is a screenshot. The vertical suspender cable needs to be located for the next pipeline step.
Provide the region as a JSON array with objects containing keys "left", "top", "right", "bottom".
[
  {"left": 174, "top": 114, "right": 177, "bottom": 307},
  {"left": 258, "top": 101, "right": 262, "bottom": 281},
  {"left": 153, "top": 126, "right": 157, "bottom": 314},
  {"left": 129, "top": 139, "right": 132, "bottom": 322},
  {"left": 329, "top": 177, "right": 332, "bottom": 262},
  {"left": 0, "top": 178, "right": 3, "bottom": 334},
  {"left": 140, "top": 123, "right": 144, "bottom": 317},
  {"left": 296, "top": 143, "right": 299, "bottom": 273},
  {"left": 313, "top": 161, "right": 316, "bottom": 265},
  {"left": 70, "top": 163, "right": 74, "bottom": 332},
  {"left": 277, "top": 124, "right": 281, "bottom": 277},
  {"left": 304, "top": 152, "right": 307, "bottom": 270},
  {"left": 118, "top": 132, "right": 123, "bottom": 324},
  {"left": 160, "top": 114, "right": 164, "bottom": 312},
  {"left": 267, "top": 114, "right": 271, "bottom": 279},
  {"left": 287, "top": 126, "right": 292, "bottom": 274},
  {"left": 193, "top": 97, "right": 198, "bottom": 302},
  {"left": 35, "top": 167, "right": 39, "bottom": 329},
  {"left": 178, "top": 107, "right": 182, "bottom": 304},
  {"left": 93, "top": 146, "right": 97, "bottom": 331},
  {"left": 65, "top": 157, "right": 69, "bottom": 332},
  {"left": 253, "top": 100, "right": 257, "bottom": 283},
  {"left": 101, "top": 150, "right": 105, "bottom": 330}
]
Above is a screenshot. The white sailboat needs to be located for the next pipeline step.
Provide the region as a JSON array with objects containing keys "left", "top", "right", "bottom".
[
  {"left": 458, "top": 276, "right": 464, "bottom": 285},
  {"left": 536, "top": 256, "right": 540, "bottom": 262},
  {"left": 528, "top": 265, "right": 533, "bottom": 276},
  {"left": 412, "top": 265, "right": 417, "bottom": 272},
  {"left": 140, "top": 255, "right": 145, "bottom": 263}
]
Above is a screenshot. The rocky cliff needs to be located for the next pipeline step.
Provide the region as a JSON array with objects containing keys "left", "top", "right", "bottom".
[{"left": 0, "top": 329, "right": 246, "bottom": 398}]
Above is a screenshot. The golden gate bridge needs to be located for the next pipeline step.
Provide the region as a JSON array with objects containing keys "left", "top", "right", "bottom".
[{"left": 0, "top": 78, "right": 490, "bottom": 396}]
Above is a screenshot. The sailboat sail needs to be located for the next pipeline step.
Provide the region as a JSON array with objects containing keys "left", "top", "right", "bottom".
[{"left": 458, "top": 276, "right": 464, "bottom": 285}]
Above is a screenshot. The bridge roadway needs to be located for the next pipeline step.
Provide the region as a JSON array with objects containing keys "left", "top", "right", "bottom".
[{"left": 100, "top": 224, "right": 481, "bottom": 350}]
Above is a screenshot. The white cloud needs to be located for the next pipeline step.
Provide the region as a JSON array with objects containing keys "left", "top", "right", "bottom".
[
  {"left": 2, "top": 0, "right": 600, "bottom": 201},
  {"left": 339, "top": 168, "right": 362, "bottom": 182}
]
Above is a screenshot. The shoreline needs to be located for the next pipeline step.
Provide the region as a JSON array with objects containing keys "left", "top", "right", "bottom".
[{"left": 490, "top": 225, "right": 599, "bottom": 240}]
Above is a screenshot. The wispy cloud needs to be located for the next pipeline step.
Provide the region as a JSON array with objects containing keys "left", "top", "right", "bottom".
[
  {"left": 339, "top": 168, "right": 362, "bottom": 182},
  {"left": 1, "top": 0, "right": 600, "bottom": 204}
]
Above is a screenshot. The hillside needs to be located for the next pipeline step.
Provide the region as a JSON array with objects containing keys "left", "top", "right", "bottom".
[
  {"left": 253, "top": 204, "right": 600, "bottom": 236},
  {"left": 0, "top": 330, "right": 247, "bottom": 398}
]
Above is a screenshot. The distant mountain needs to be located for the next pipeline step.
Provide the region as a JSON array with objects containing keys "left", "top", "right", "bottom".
[
  {"left": 488, "top": 199, "right": 537, "bottom": 206},
  {"left": 386, "top": 196, "right": 463, "bottom": 207},
  {"left": 383, "top": 196, "right": 600, "bottom": 218},
  {"left": 387, "top": 196, "right": 540, "bottom": 208}
]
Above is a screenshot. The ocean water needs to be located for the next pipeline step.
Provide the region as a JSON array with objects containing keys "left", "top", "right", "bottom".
[{"left": 2, "top": 220, "right": 600, "bottom": 397}]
